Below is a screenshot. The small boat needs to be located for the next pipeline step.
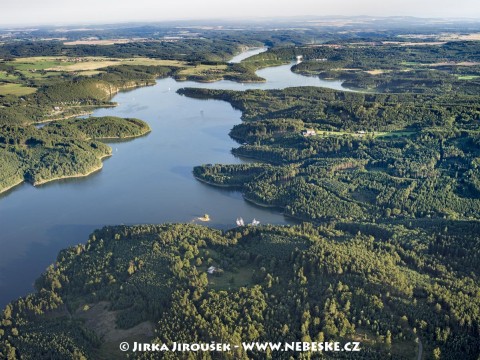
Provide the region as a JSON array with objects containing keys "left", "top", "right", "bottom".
[
  {"left": 251, "top": 218, "right": 260, "bottom": 226},
  {"left": 197, "top": 214, "right": 210, "bottom": 222},
  {"left": 236, "top": 217, "right": 245, "bottom": 226}
]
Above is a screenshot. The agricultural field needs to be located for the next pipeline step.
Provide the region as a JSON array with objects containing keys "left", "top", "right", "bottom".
[
  {"left": 1, "top": 56, "right": 257, "bottom": 92},
  {"left": 0, "top": 83, "right": 36, "bottom": 96},
  {"left": 0, "top": 71, "right": 17, "bottom": 80},
  {"left": 458, "top": 75, "right": 480, "bottom": 80},
  {"left": 7, "top": 56, "right": 185, "bottom": 73},
  {"left": 311, "top": 130, "right": 416, "bottom": 139}
]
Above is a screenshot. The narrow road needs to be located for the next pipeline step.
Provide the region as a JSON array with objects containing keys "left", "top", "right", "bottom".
[{"left": 417, "top": 338, "right": 423, "bottom": 360}]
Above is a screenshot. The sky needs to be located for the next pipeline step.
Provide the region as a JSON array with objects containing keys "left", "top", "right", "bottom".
[{"left": 1, "top": 0, "right": 480, "bottom": 26}]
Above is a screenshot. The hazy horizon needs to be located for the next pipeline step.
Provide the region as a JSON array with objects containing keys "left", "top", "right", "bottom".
[{"left": 1, "top": 0, "right": 480, "bottom": 27}]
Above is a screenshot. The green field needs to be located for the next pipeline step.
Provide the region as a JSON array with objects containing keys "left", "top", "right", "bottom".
[
  {"left": 208, "top": 266, "right": 255, "bottom": 291},
  {"left": 0, "top": 71, "right": 17, "bottom": 80},
  {"left": 8, "top": 57, "right": 77, "bottom": 71},
  {"left": 458, "top": 75, "right": 480, "bottom": 80},
  {"left": 178, "top": 63, "right": 228, "bottom": 76},
  {"left": 17, "top": 70, "right": 64, "bottom": 80},
  {"left": 0, "top": 83, "right": 37, "bottom": 96},
  {"left": 314, "top": 130, "right": 416, "bottom": 138},
  {"left": 8, "top": 56, "right": 185, "bottom": 73},
  {"left": 3, "top": 56, "right": 186, "bottom": 84}
]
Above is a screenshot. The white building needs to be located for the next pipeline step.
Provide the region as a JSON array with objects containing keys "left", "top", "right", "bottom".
[{"left": 302, "top": 129, "right": 316, "bottom": 137}]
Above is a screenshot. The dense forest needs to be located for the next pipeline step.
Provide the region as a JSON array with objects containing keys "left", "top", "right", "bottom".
[
  {"left": 0, "top": 39, "right": 245, "bottom": 62},
  {"left": 0, "top": 222, "right": 478, "bottom": 359},
  {"left": 182, "top": 85, "right": 480, "bottom": 222}
]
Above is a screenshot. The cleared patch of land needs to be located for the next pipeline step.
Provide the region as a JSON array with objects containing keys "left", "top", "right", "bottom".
[
  {"left": 77, "top": 301, "right": 154, "bottom": 342},
  {"left": 365, "top": 69, "right": 389, "bottom": 75},
  {"left": 458, "top": 75, "right": 480, "bottom": 80},
  {"left": 48, "top": 60, "right": 121, "bottom": 71},
  {"left": 334, "top": 67, "right": 362, "bottom": 71},
  {"left": 0, "top": 83, "right": 37, "bottom": 96},
  {"left": 77, "top": 301, "right": 154, "bottom": 360},
  {"left": 208, "top": 266, "right": 255, "bottom": 291},
  {"left": 398, "top": 32, "right": 480, "bottom": 41},
  {"left": 0, "top": 71, "right": 17, "bottom": 80},
  {"left": 178, "top": 63, "right": 228, "bottom": 76},
  {"left": 429, "top": 61, "right": 480, "bottom": 67},
  {"left": 313, "top": 130, "right": 415, "bottom": 138},
  {"left": 64, "top": 38, "right": 145, "bottom": 46},
  {"left": 400, "top": 61, "right": 480, "bottom": 67},
  {"left": 9, "top": 57, "right": 77, "bottom": 70},
  {"left": 8, "top": 56, "right": 185, "bottom": 73},
  {"left": 118, "top": 58, "right": 184, "bottom": 67},
  {"left": 439, "top": 33, "right": 480, "bottom": 41},
  {"left": 381, "top": 41, "right": 446, "bottom": 46}
]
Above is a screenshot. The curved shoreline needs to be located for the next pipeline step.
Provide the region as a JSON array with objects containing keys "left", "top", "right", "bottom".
[
  {"left": 0, "top": 178, "right": 25, "bottom": 196},
  {"left": 243, "top": 195, "right": 281, "bottom": 209},
  {"left": 231, "top": 150, "right": 279, "bottom": 164},
  {"left": 32, "top": 154, "right": 111, "bottom": 187},
  {"left": 0, "top": 127, "right": 149, "bottom": 195},
  {"left": 194, "top": 176, "right": 308, "bottom": 224},
  {"left": 33, "top": 110, "right": 103, "bottom": 126},
  {"left": 193, "top": 175, "right": 282, "bottom": 210},
  {"left": 244, "top": 196, "right": 313, "bottom": 223},
  {"left": 193, "top": 175, "right": 241, "bottom": 189},
  {"left": 91, "top": 128, "right": 151, "bottom": 141}
]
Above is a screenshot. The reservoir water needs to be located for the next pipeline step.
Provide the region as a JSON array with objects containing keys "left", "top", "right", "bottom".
[{"left": 0, "top": 48, "right": 347, "bottom": 306}]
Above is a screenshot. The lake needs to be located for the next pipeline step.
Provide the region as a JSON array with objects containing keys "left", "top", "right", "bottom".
[{"left": 0, "top": 48, "right": 348, "bottom": 306}]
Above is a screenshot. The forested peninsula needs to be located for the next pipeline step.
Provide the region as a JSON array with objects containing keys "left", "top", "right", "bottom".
[{"left": 0, "top": 116, "right": 150, "bottom": 190}]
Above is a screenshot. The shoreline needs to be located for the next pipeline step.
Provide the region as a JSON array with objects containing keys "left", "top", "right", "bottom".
[
  {"left": 34, "top": 111, "right": 94, "bottom": 126},
  {"left": 32, "top": 154, "right": 111, "bottom": 187},
  {"left": 32, "top": 108, "right": 116, "bottom": 126},
  {"left": 193, "top": 175, "right": 242, "bottom": 189},
  {"left": 193, "top": 175, "right": 304, "bottom": 223},
  {"left": 232, "top": 150, "right": 283, "bottom": 165},
  {"left": 32, "top": 80, "right": 155, "bottom": 127},
  {"left": 244, "top": 196, "right": 309, "bottom": 223},
  {"left": 243, "top": 195, "right": 281, "bottom": 209},
  {"left": 0, "top": 178, "right": 25, "bottom": 196},
  {"left": 175, "top": 76, "right": 266, "bottom": 84},
  {"left": 93, "top": 128, "right": 151, "bottom": 141},
  {"left": 194, "top": 176, "right": 306, "bottom": 224}
]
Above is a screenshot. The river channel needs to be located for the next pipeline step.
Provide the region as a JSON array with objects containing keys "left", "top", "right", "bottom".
[{"left": 0, "top": 48, "right": 348, "bottom": 306}]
